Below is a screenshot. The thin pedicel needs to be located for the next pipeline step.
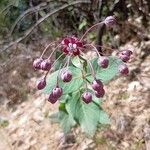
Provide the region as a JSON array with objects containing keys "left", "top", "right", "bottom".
[{"left": 33, "top": 16, "right": 132, "bottom": 104}]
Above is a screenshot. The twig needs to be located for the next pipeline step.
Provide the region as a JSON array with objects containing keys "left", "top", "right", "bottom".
[
  {"left": 10, "top": 2, "right": 48, "bottom": 35},
  {"left": 0, "top": 4, "right": 13, "bottom": 14},
  {"left": 1, "top": 0, "right": 90, "bottom": 53}
]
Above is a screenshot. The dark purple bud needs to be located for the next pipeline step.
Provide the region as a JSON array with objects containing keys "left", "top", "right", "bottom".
[
  {"left": 118, "top": 53, "right": 130, "bottom": 62},
  {"left": 104, "top": 16, "right": 116, "bottom": 27},
  {"left": 95, "top": 88, "right": 105, "bottom": 98},
  {"left": 97, "top": 56, "right": 109, "bottom": 68},
  {"left": 92, "top": 79, "right": 103, "bottom": 91},
  {"left": 118, "top": 64, "right": 129, "bottom": 75},
  {"left": 40, "top": 59, "right": 51, "bottom": 71},
  {"left": 82, "top": 92, "right": 92, "bottom": 104},
  {"left": 61, "top": 70, "right": 72, "bottom": 82},
  {"left": 36, "top": 79, "right": 46, "bottom": 90},
  {"left": 121, "top": 50, "right": 133, "bottom": 57},
  {"left": 33, "top": 58, "right": 43, "bottom": 70},
  {"left": 48, "top": 93, "right": 58, "bottom": 104},
  {"left": 52, "top": 87, "right": 63, "bottom": 98}
]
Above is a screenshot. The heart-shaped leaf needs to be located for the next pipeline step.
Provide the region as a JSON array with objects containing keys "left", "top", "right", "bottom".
[
  {"left": 86, "top": 56, "right": 123, "bottom": 83},
  {"left": 43, "top": 66, "right": 84, "bottom": 95}
]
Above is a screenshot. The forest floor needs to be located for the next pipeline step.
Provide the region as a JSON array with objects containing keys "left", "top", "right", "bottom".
[{"left": 0, "top": 38, "right": 150, "bottom": 150}]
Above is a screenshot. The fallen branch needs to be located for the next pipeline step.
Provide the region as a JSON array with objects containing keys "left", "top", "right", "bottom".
[
  {"left": 1, "top": 0, "right": 90, "bottom": 53},
  {"left": 0, "top": 4, "right": 13, "bottom": 15},
  {"left": 10, "top": 2, "right": 48, "bottom": 35}
]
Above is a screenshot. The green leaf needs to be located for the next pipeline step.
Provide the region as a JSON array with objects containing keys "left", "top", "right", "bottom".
[
  {"left": 66, "top": 91, "right": 80, "bottom": 118},
  {"left": 0, "top": 119, "right": 9, "bottom": 128},
  {"left": 13, "top": 0, "right": 20, "bottom": 7},
  {"left": 75, "top": 101, "right": 100, "bottom": 136},
  {"left": 78, "top": 19, "right": 87, "bottom": 30},
  {"left": 60, "top": 91, "right": 110, "bottom": 135},
  {"left": 92, "top": 95, "right": 102, "bottom": 106},
  {"left": 60, "top": 94, "right": 70, "bottom": 103},
  {"left": 99, "top": 110, "right": 111, "bottom": 124},
  {"left": 59, "top": 110, "right": 76, "bottom": 133},
  {"left": 43, "top": 66, "right": 84, "bottom": 95},
  {"left": 71, "top": 56, "right": 82, "bottom": 69},
  {"left": 48, "top": 112, "right": 59, "bottom": 123},
  {"left": 86, "top": 56, "right": 123, "bottom": 83}
]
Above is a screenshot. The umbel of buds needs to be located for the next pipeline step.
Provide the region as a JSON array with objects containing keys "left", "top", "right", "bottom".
[
  {"left": 33, "top": 58, "right": 43, "bottom": 70},
  {"left": 82, "top": 92, "right": 92, "bottom": 104},
  {"left": 97, "top": 56, "right": 109, "bottom": 68},
  {"left": 48, "top": 86, "right": 63, "bottom": 104},
  {"left": 33, "top": 16, "right": 132, "bottom": 104},
  {"left": 118, "top": 49, "right": 132, "bottom": 63},
  {"left": 92, "top": 79, "right": 103, "bottom": 91},
  {"left": 40, "top": 59, "right": 51, "bottom": 71},
  {"left": 33, "top": 58, "right": 51, "bottom": 71},
  {"left": 61, "top": 70, "right": 72, "bottom": 82},
  {"left": 104, "top": 16, "right": 116, "bottom": 27},
  {"left": 36, "top": 78, "right": 46, "bottom": 90},
  {"left": 118, "top": 64, "right": 129, "bottom": 75},
  {"left": 92, "top": 79, "right": 105, "bottom": 98}
]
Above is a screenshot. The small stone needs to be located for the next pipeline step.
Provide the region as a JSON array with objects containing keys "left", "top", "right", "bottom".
[
  {"left": 127, "top": 81, "right": 142, "bottom": 92},
  {"left": 32, "top": 110, "right": 44, "bottom": 123}
]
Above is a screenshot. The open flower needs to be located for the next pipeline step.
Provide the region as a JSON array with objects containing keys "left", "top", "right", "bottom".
[
  {"left": 61, "top": 37, "right": 83, "bottom": 56},
  {"left": 33, "top": 16, "right": 132, "bottom": 105}
]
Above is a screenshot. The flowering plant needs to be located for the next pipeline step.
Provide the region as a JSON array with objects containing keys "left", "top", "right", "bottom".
[{"left": 33, "top": 16, "right": 132, "bottom": 136}]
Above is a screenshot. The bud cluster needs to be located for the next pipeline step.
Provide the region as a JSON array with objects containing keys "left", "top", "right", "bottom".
[
  {"left": 117, "top": 49, "right": 133, "bottom": 75},
  {"left": 48, "top": 86, "right": 63, "bottom": 104},
  {"left": 33, "top": 16, "right": 133, "bottom": 104},
  {"left": 33, "top": 58, "right": 51, "bottom": 71}
]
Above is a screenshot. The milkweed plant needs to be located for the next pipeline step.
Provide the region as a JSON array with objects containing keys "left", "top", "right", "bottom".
[{"left": 33, "top": 16, "right": 132, "bottom": 136}]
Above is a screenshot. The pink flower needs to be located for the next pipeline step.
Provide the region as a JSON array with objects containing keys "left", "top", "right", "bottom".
[{"left": 61, "top": 37, "right": 83, "bottom": 56}]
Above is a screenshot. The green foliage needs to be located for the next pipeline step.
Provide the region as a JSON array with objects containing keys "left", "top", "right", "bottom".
[
  {"left": 43, "top": 56, "right": 122, "bottom": 136},
  {"left": 0, "top": 118, "right": 9, "bottom": 128},
  {"left": 86, "top": 56, "right": 123, "bottom": 83},
  {"left": 78, "top": 19, "right": 87, "bottom": 31},
  {"left": 43, "top": 66, "right": 84, "bottom": 95},
  {"left": 59, "top": 110, "right": 76, "bottom": 133}
]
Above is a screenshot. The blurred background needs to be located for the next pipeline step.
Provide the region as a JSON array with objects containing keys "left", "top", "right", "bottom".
[{"left": 0, "top": 0, "right": 150, "bottom": 150}]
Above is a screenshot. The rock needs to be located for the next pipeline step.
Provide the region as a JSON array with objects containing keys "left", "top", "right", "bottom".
[
  {"left": 79, "top": 138, "right": 95, "bottom": 150},
  {"left": 18, "top": 115, "right": 29, "bottom": 126},
  {"left": 144, "top": 124, "right": 150, "bottom": 141},
  {"left": 32, "top": 109, "right": 44, "bottom": 123},
  {"left": 33, "top": 98, "right": 45, "bottom": 109},
  {"left": 40, "top": 144, "right": 48, "bottom": 150},
  {"left": 127, "top": 81, "right": 142, "bottom": 92},
  {"left": 11, "top": 109, "right": 23, "bottom": 119},
  {"left": 7, "top": 124, "right": 18, "bottom": 134},
  {"left": 55, "top": 131, "right": 65, "bottom": 143},
  {"left": 55, "top": 131, "right": 76, "bottom": 146}
]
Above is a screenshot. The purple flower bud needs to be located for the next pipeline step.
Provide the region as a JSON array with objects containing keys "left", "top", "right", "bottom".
[
  {"left": 92, "top": 79, "right": 103, "bottom": 91},
  {"left": 52, "top": 87, "right": 63, "bottom": 98},
  {"left": 82, "top": 92, "right": 92, "bottom": 104},
  {"left": 33, "top": 58, "right": 43, "bottom": 70},
  {"left": 95, "top": 88, "right": 105, "bottom": 98},
  {"left": 61, "top": 70, "right": 72, "bottom": 82},
  {"left": 104, "top": 16, "right": 116, "bottom": 27},
  {"left": 40, "top": 59, "right": 51, "bottom": 71},
  {"left": 48, "top": 93, "right": 58, "bottom": 104},
  {"left": 36, "top": 79, "right": 46, "bottom": 90},
  {"left": 118, "top": 53, "right": 130, "bottom": 62},
  {"left": 97, "top": 56, "right": 109, "bottom": 68},
  {"left": 118, "top": 64, "right": 129, "bottom": 75},
  {"left": 121, "top": 50, "right": 133, "bottom": 57}
]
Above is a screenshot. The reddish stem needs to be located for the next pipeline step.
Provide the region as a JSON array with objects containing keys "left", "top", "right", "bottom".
[
  {"left": 40, "top": 41, "right": 56, "bottom": 58},
  {"left": 80, "top": 22, "right": 104, "bottom": 41}
]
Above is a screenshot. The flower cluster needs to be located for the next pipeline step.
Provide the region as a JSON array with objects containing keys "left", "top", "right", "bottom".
[
  {"left": 61, "top": 37, "right": 83, "bottom": 56},
  {"left": 33, "top": 16, "right": 132, "bottom": 104}
]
